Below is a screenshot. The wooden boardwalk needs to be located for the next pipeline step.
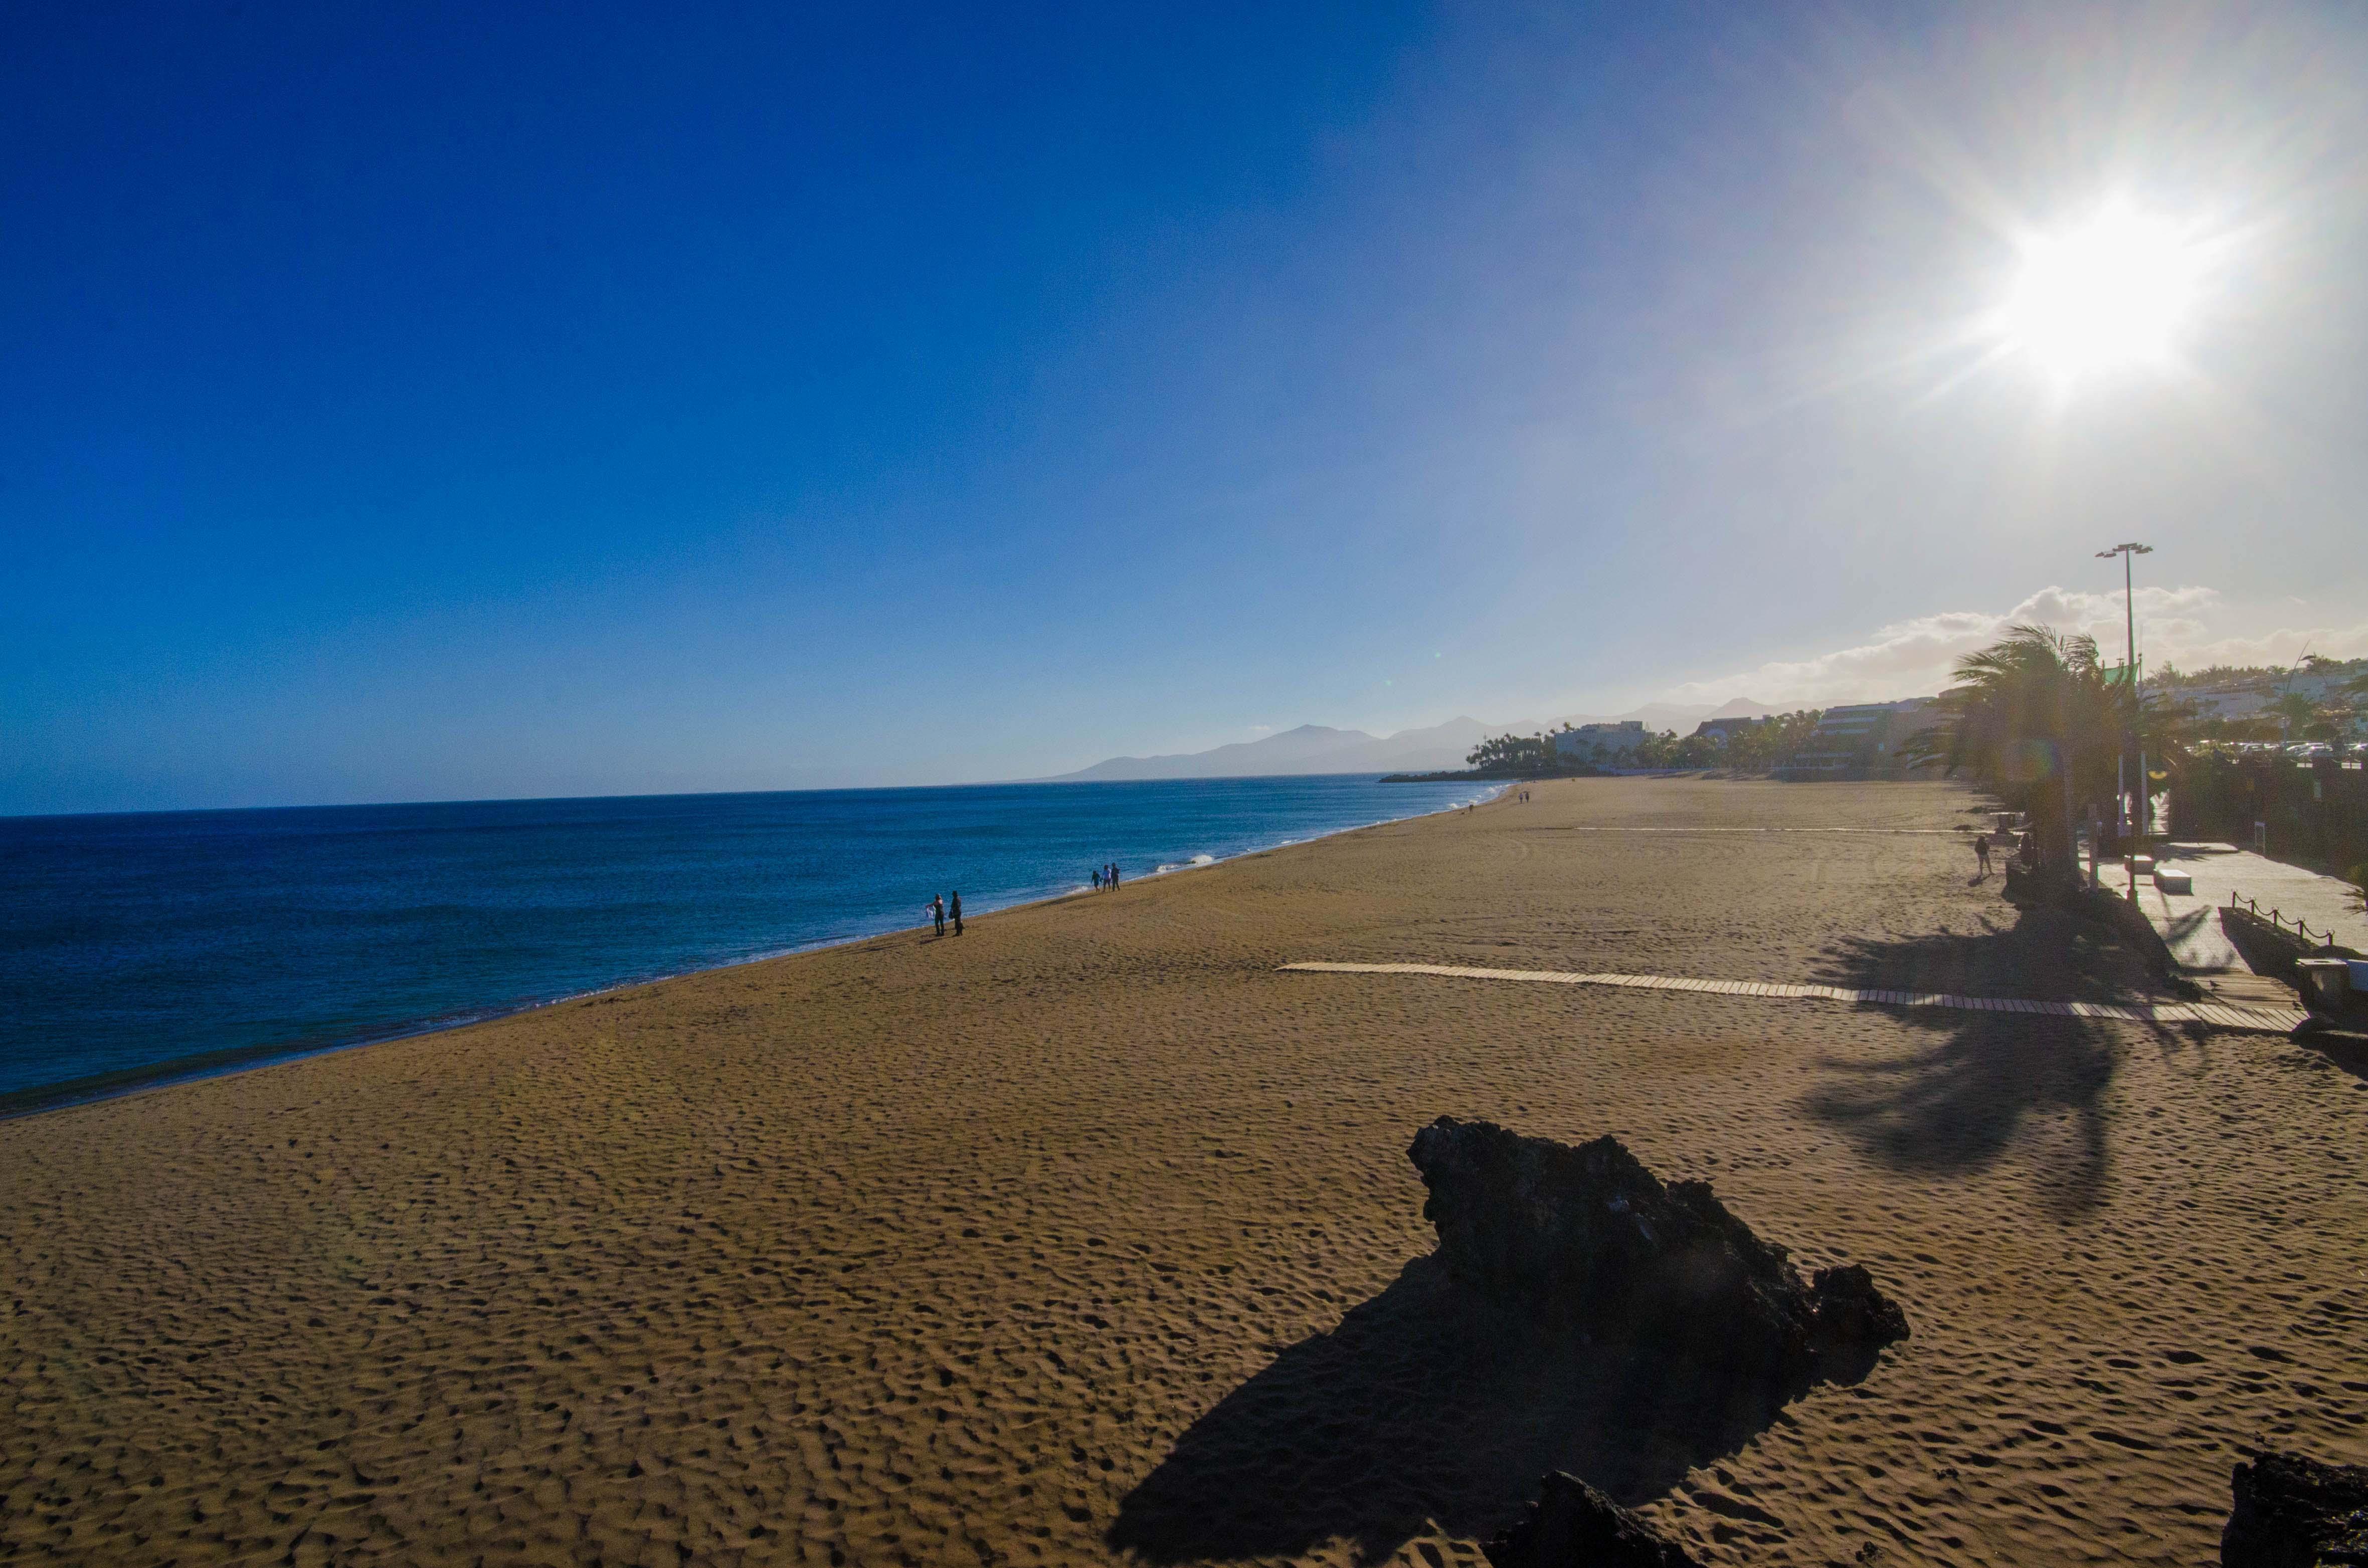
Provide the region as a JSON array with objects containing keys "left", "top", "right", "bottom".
[{"left": 1281, "top": 960, "right": 2309, "bottom": 1034}]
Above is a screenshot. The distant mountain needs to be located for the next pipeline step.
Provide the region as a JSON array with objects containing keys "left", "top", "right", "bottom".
[
  {"left": 1046, "top": 718, "right": 1529, "bottom": 781},
  {"left": 1046, "top": 698, "right": 1785, "bottom": 781}
]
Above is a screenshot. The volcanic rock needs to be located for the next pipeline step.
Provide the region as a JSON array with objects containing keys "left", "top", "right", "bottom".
[
  {"left": 1483, "top": 1471, "right": 1701, "bottom": 1568},
  {"left": 1810, "top": 1264, "right": 1911, "bottom": 1353},
  {"left": 1405, "top": 1117, "right": 1906, "bottom": 1393},
  {"left": 2223, "top": 1450, "right": 2368, "bottom": 1566}
]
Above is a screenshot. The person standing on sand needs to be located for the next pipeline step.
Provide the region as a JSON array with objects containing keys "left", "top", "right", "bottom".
[
  {"left": 931, "top": 894, "right": 946, "bottom": 936},
  {"left": 1109, "top": 863, "right": 1121, "bottom": 890},
  {"left": 951, "top": 891, "right": 964, "bottom": 935},
  {"left": 1973, "top": 834, "right": 1991, "bottom": 880}
]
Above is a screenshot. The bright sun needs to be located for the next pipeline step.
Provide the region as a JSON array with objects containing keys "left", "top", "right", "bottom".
[{"left": 1998, "top": 205, "right": 2201, "bottom": 378}]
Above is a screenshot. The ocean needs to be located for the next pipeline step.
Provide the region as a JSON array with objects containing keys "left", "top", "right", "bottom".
[{"left": 0, "top": 774, "right": 1491, "bottom": 1107}]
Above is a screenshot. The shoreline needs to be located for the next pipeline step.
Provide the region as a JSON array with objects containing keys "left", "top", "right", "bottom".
[
  {"left": 2, "top": 782, "right": 1505, "bottom": 1123},
  {"left": 5, "top": 775, "right": 2360, "bottom": 1566}
]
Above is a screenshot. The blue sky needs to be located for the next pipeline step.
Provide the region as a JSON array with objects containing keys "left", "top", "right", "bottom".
[{"left": 7, "top": 3, "right": 2366, "bottom": 813}]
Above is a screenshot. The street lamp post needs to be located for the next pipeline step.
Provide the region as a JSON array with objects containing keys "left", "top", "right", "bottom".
[{"left": 2096, "top": 542, "right": 2153, "bottom": 838}]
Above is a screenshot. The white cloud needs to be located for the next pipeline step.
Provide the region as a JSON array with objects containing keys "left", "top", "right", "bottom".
[{"left": 1660, "top": 584, "right": 2368, "bottom": 708}]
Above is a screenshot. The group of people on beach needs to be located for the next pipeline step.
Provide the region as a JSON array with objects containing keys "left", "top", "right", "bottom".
[{"left": 930, "top": 862, "right": 1123, "bottom": 940}]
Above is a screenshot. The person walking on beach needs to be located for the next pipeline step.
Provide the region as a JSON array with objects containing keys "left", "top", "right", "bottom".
[
  {"left": 950, "top": 891, "right": 964, "bottom": 935},
  {"left": 1108, "top": 863, "right": 1120, "bottom": 890},
  {"left": 1972, "top": 834, "right": 1992, "bottom": 881},
  {"left": 931, "top": 894, "right": 946, "bottom": 936}
]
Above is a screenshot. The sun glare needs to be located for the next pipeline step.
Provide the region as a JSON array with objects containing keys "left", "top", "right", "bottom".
[{"left": 1998, "top": 205, "right": 2201, "bottom": 379}]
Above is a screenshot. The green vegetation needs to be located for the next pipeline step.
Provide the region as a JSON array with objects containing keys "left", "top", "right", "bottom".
[
  {"left": 2149, "top": 653, "right": 2368, "bottom": 690},
  {"left": 1463, "top": 732, "right": 1566, "bottom": 773},
  {"left": 1616, "top": 710, "right": 1826, "bottom": 770},
  {"left": 2150, "top": 654, "right": 2366, "bottom": 747},
  {"left": 1903, "top": 624, "right": 2190, "bottom": 877},
  {"left": 1463, "top": 711, "right": 1829, "bottom": 774}
]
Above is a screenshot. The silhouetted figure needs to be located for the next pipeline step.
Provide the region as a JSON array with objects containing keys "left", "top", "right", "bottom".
[
  {"left": 951, "top": 891, "right": 964, "bottom": 935},
  {"left": 1972, "top": 834, "right": 1991, "bottom": 880},
  {"left": 1108, "top": 863, "right": 1121, "bottom": 890},
  {"left": 931, "top": 894, "right": 946, "bottom": 937},
  {"left": 1092, "top": 867, "right": 1103, "bottom": 890}
]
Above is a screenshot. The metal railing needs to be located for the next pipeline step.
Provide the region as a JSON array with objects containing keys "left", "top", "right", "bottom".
[{"left": 2226, "top": 893, "right": 2330, "bottom": 947}]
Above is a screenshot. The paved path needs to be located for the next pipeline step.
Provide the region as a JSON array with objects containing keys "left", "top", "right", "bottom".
[
  {"left": 1282, "top": 960, "right": 2308, "bottom": 1034},
  {"left": 2120, "top": 842, "right": 2368, "bottom": 972},
  {"left": 1543, "top": 827, "right": 1971, "bottom": 835}
]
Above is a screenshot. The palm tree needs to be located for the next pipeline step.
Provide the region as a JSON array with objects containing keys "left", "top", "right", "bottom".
[{"left": 1901, "top": 625, "right": 2140, "bottom": 879}]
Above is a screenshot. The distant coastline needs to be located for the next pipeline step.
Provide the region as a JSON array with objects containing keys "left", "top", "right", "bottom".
[{"left": 1047, "top": 699, "right": 1774, "bottom": 783}]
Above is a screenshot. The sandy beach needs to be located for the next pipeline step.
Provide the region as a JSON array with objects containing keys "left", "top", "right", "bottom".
[{"left": 5, "top": 775, "right": 2364, "bottom": 1567}]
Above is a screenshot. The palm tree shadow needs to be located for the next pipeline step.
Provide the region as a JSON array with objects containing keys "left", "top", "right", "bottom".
[
  {"left": 1109, "top": 1254, "right": 1843, "bottom": 1564},
  {"left": 1798, "top": 905, "right": 2160, "bottom": 1218}
]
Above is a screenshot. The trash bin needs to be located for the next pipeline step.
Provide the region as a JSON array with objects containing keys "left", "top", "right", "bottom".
[{"left": 2296, "top": 958, "right": 2352, "bottom": 1013}]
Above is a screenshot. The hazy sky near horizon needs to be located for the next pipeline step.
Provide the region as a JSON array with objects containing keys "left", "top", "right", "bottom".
[{"left": 7, "top": 3, "right": 2366, "bottom": 813}]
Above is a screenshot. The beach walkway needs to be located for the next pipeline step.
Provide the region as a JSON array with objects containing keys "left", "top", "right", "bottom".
[
  {"left": 2121, "top": 841, "right": 2368, "bottom": 972},
  {"left": 1281, "top": 959, "right": 2309, "bottom": 1033}
]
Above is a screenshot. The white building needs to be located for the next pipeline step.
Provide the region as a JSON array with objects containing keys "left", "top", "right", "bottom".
[
  {"left": 1554, "top": 720, "right": 1648, "bottom": 764},
  {"left": 1779, "top": 699, "right": 1934, "bottom": 780},
  {"left": 2173, "top": 666, "right": 2362, "bottom": 725},
  {"left": 2179, "top": 684, "right": 2272, "bottom": 722}
]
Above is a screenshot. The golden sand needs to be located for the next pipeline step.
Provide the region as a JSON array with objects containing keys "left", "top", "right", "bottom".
[{"left": 4, "top": 777, "right": 2363, "bottom": 1566}]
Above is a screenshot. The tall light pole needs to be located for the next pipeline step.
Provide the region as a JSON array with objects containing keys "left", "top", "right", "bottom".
[{"left": 2096, "top": 542, "right": 2153, "bottom": 838}]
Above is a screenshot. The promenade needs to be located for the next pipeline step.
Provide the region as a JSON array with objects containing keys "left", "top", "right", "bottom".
[{"left": 2128, "top": 842, "right": 2368, "bottom": 972}]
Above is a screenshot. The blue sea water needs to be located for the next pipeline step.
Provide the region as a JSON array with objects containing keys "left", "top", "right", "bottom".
[{"left": 0, "top": 775, "right": 1491, "bottom": 1103}]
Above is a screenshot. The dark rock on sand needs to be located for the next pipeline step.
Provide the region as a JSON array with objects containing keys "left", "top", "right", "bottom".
[
  {"left": 1810, "top": 1264, "right": 1911, "bottom": 1353},
  {"left": 2222, "top": 1450, "right": 2368, "bottom": 1566},
  {"left": 1405, "top": 1117, "right": 1907, "bottom": 1393},
  {"left": 1483, "top": 1471, "right": 1700, "bottom": 1568}
]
